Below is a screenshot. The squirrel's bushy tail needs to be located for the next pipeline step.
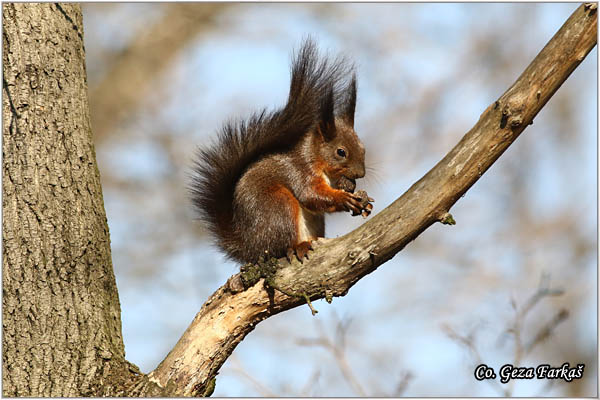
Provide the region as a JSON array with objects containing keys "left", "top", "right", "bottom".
[{"left": 189, "top": 38, "right": 353, "bottom": 261}]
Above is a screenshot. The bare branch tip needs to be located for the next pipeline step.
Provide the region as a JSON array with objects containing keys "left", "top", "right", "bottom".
[
  {"left": 440, "top": 212, "right": 456, "bottom": 225},
  {"left": 303, "top": 293, "right": 319, "bottom": 316}
]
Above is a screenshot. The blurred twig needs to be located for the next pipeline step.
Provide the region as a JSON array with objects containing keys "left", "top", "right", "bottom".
[
  {"left": 393, "top": 370, "right": 414, "bottom": 396},
  {"left": 444, "top": 274, "right": 570, "bottom": 397},
  {"left": 89, "top": 3, "right": 229, "bottom": 142},
  {"left": 299, "top": 368, "right": 321, "bottom": 396},
  {"left": 524, "top": 308, "right": 569, "bottom": 354},
  {"left": 226, "top": 355, "right": 279, "bottom": 397},
  {"left": 442, "top": 323, "right": 508, "bottom": 396},
  {"left": 296, "top": 317, "right": 367, "bottom": 396}
]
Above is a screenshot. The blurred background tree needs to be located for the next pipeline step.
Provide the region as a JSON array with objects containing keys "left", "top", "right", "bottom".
[{"left": 82, "top": 3, "right": 596, "bottom": 396}]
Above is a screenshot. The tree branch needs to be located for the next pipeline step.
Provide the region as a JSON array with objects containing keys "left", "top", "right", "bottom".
[{"left": 146, "top": 4, "right": 596, "bottom": 396}]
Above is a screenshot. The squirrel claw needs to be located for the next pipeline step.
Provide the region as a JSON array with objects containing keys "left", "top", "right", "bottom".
[
  {"left": 343, "top": 192, "right": 364, "bottom": 215},
  {"left": 348, "top": 190, "right": 374, "bottom": 218},
  {"left": 286, "top": 248, "right": 295, "bottom": 263},
  {"left": 287, "top": 241, "right": 313, "bottom": 263}
]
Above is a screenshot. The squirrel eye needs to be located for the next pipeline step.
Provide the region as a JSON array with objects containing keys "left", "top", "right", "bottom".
[{"left": 336, "top": 148, "right": 347, "bottom": 158}]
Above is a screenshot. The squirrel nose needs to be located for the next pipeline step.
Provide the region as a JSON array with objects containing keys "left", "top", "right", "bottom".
[{"left": 353, "top": 165, "right": 365, "bottom": 179}]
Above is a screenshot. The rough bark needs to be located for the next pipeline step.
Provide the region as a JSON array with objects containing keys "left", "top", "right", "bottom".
[
  {"left": 148, "top": 3, "right": 597, "bottom": 396},
  {"left": 1, "top": 3, "right": 145, "bottom": 396}
]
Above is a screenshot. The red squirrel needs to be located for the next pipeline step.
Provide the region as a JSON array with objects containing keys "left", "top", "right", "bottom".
[{"left": 190, "top": 39, "right": 373, "bottom": 264}]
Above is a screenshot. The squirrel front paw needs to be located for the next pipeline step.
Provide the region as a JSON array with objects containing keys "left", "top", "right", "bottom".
[
  {"left": 352, "top": 190, "right": 374, "bottom": 218},
  {"left": 337, "top": 176, "right": 374, "bottom": 218},
  {"left": 340, "top": 190, "right": 374, "bottom": 218}
]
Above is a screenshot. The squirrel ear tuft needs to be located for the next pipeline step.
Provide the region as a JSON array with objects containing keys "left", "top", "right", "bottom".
[
  {"left": 318, "top": 84, "right": 336, "bottom": 140},
  {"left": 342, "top": 74, "right": 357, "bottom": 127}
]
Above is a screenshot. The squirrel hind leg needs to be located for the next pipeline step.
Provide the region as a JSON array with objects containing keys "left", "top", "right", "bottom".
[
  {"left": 233, "top": 178, "right": 301, "bottom": 262},
  {"left": 286, "top": 241, "right": 314, "bottom": 263}
]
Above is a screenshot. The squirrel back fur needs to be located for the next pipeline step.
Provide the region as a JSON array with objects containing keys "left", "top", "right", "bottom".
[{"left": 190, "top": 39, "right": 369, "bottom": 263}]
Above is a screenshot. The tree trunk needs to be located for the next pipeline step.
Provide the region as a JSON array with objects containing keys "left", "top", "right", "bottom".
[{"left": 2, "top": 3, "right": 137, "bottom": 396}]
